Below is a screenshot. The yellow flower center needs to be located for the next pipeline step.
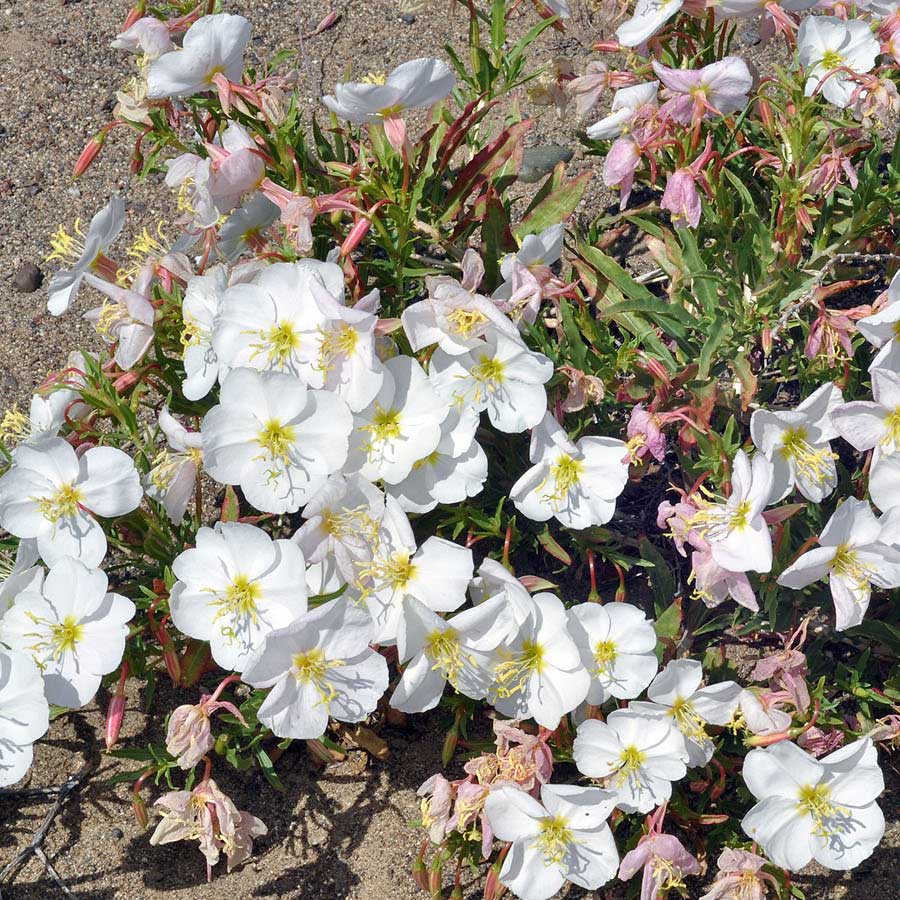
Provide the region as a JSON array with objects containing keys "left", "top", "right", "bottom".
[
  {"left": 50, "top": 615, "right": 84, "bottom": 656},
  {"left": 445, "top": 308, "right": 488, "bottom": 338},
  {"left": 820, "top": 49, "right": 845, "bottom": 70},
  {"left": 255, "top": 321, "right": 302, "bottom": 368},
  {"left": 798, "top": 782, "right": 847, "bottom": 837},
  {"left": 881, "top": 408, "right": 900, "bottom": 453},
  {"left": 592, "top": 639, "right": 618, "bottom": 676},
  {"left": 617, "top": 745, "right": 646, "bottom": 781},
  {"left": 180, "top": 315, "right": 205, "bottom": 348},
  {"left": 291, "top": 647, "right": 345, "bottom": 707},
  {"left": 493, "top": 639, "right": 544, "bottom": 698},
  {"left": 471, "top": 355, "right": 505, "bottom": 390},
  {"left": 36, "top": 483, "right": 84, "bottom": 523},
  {"left": 365, "top": 404, "right": 402, "bottom": 445},
  {"left": 669, "top": 696, "right": 709, "bottom": 745},
  {"left": 47, "top": 219, "right": 87, "bottom": 265},
  {"left": 780, "top": 426, "right": 837, "bottom": 484},
  {"left": 318, "top": 323, "right": 359, "bottom": 371},
  {"left": 357, "top": 549, "right": 417, "bottom": 594},
  {"left": 533, "top": 816, "right": 574, "bottom": 865},
  {"left": 424, "top": 628, "right": 466, "bottom": 684},
  {"left": 0, "top": 404, "right": 30, "bottom": 445},
  {"left": 255, "top": 419, "right": 296, "bottom": 463}
]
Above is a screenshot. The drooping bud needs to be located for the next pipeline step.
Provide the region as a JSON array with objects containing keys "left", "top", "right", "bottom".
[{"left": 105, "top": 662, "right": 129, "bottom": 750}]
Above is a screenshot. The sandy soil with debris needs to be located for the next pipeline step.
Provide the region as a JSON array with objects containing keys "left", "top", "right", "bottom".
[{"left": 0, "top": 1, "right": 898, "bottom": 898}]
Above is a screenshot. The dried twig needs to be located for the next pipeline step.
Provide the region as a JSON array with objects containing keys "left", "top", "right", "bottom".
[{"left": 0, "top": 760, "right": 94, "bottom": 895}]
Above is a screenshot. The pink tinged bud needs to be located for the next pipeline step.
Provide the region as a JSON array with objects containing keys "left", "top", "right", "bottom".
[
  {"left": 132, "top": 793, "right": 149, "bottom": 830},
  {"left": 309, "top": 9, "right": 341, "bottom": 35},
  {"left": 73, "top": 133, "right": 107, "bottom": 178},
  {"left": 382, "top": 114, "right": 408, "bottom": 153},
  {"left": 122, "top": 5, "right": 144, "bottom": 31},
  {"left": 105, "top": 663, "right": 129, "bottom": 750},
  {"left": 341, "top": 217, "right": 372, "bottom": 256},
  {"left": 593, "top": 39, "right": 622, "bottom": 52},
  {"left": 661, "top": 168, "right": 702, "bottom": 229},
  {"left": 412, "top": 842, "right": 430, "bottom": 892}
]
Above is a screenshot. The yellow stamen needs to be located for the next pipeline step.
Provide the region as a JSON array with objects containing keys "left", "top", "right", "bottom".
[
  {"left": 35, "top": 483, "right": 83, "bottom": 523},
  {"left": 533, "top": 816, "right": 574, "bottom": 865},
  {"left": 291, "top": 647, "right": 345, "bottom": 706},
  {"left": 798, "top": 783, "right": 848, "bottom": 837},
  {"left": 493, "top": 639, "right": 544, "bottom": 698},
  {"left": 0, "top": 405, "right": 30, "bottom": 445},
  {"left": 592, "top": 639, "right": 618, "bottom": 676},
  {"left": 779, "top": 427, "right": 837, "bottom": 484},
  {"left": 255, "top": 420, "right": 296, "bottom": 463},
  {"left": 445, "top": 308, "right": 488, "bottom": 338},
  {"left": 50, "top": 615, "right": 84, "bottom": 656}
]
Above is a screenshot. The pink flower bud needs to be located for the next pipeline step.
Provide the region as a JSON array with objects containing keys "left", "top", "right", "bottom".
[
  {"left": 105, "top": 663, "right": 129, "bottom": 750},
  {"left": 341, "top": 217, "right": 372, "bottom": 257},
  {"left": 382, "top": 114, "right": 408, "bottom": 153},
  {"left": 166, "top": 704, "right": 214, "bottom": 769},
  {"left": 73, "top": 134, "right": 106, "bottom": 179}
]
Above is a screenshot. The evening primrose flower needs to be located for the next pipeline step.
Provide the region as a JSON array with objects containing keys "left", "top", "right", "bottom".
[
  {"left": 798, "top": 16, "right": 880, "bottom": 108},
  {"left": 490, "top": 592, "right": 590, "bottom": 729},
  {"left": 385, "top": 406, "right": 488, "bottom": 514},
  {"left": 322, "top": 58, "right": 455, "bottom": 149},
  {"left": 170, "top": 522, "right": 307, "bottom": 672},
  {"left": 217, "top": 193, "right": 279, "bottom": 260},
  {"left": 0, "top": 557, "right": 134, "bottom": 708},
  {"left": 858, "top": 271, "right": 900, "bottom": 370},
  {"left": 0, "top": 540, "right": 42, "bottom": 619},
  {"left": 831, "top": 366, "right": 900, "bottom": 459},
  {"left": 492, "top": 224, "right": 565, "bottom": 325},
  {"left": 687, "top": 449, "right": 774, "bottom": 574},
  {"left": 0, "top": 648, "right": 49, "bottom": 787},
  {"left": 429, "top": 331, "right": 553, "bottom": 434},
  {"left": 567, "top": 602, "right": 659, "bottom": 704},
  {"left": 701, "top": 848, "right": 777, "bottom": 900},
  {"left": 353, "top": 496, "right": 473, "bottom": 644},
  {"left": 46, "top": 195, "right": 125, "bottom": 315},
  {"left": 147, "top": 14, "right": 252, "bottom": 99},
  {"left": 83, "top": 266, "right": 156, "bottom": 371},
  {"left": 293, "top": 473, "right": 384, "bottom": 582},
  {"left": 618, "top": 832, "right": 701, "bottom": 900},
  {"left": 510, "top": 412, "right": 630, "bottom": 529},
  {"left": 653, "top": 57, "right": 753, "bottom": 124},
  {"left": 484, "top": 784, "right": 619, "bottom": 900},
  {"left": 144, "top": 407, "right": 203, "bottom": 524},
  {"left": 241, "top": 597, "right": 388, "bottom": 740},
  {"left": 390, "top": 593, "right": 513, "bottom": 713},
  {"left": 741, "top": 738, "right": 885, "bottom": 870},
  {"left": 777, "top": 497, "right": 900, "bottom": 630},
  {"left": 0, "top": 437, "right": 142, "bottom": 567},
  {"left": 180, "top": 267, "right": 228, "bottom": 401},
  {"left": 201, "top": 367, "right": 352, "bottom": 514},
  {"left": 346, "top": 355, "right": 448, "bottom": 484},
  {"left": 573, "top": 709, "right": 690, "bottom": 813},
  {"left": 586, "top": 81, "right": 659, "bottom": 140},
  {"left": 213, "top": 261, "right": 342, "bottom": 385},
  {"left": 750, "top": 382, "right": 843, "bottom": 503},
  {"left": 630, "top": 658, "right": 742, "bottom": 767}
]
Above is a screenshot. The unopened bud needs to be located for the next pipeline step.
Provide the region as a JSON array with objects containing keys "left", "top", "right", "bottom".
[
  {"left": 412, "top": 842, "right": 429, "bottom": 892},
  {"left": 104, "top": 663, "right": 128, "bottom": 750},
  {"left": 156, "top": 619, "right": 182, "bottom": 686},
  {"left": 132, "top": 793, "right": 149, "bottom": 830},
  {"left": 73, "top": 134, "right": 106, "bottom": 179},
  {"left": 761, "top": 326, "right": 773, "bottom": 357},
  {"left": 341, "top": 217, "right": 372, "bottom": 257},
  {"left": 441, "top": 725, "right": 459, "bottom": 768},
  {"left": 593, "top": 39, "right": 622, "bottom": 52}
]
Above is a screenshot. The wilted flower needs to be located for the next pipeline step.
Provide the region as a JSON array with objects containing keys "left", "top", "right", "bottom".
[
  {"left": 111, "top": 16, "right": 174, "bottom": 59},
  {"left": 701, "top": 848, "right": 776, "bottom": 900},
  {"left": 587, "top": 81, "right": 659, "bottom": 140},
  {"left": 618, "top": 832, "right": 701, "bottom": 900},
  {"left": 653, "top": 57, "right": 753, "bottom": 124},
  {"left": 166, "top": 682, "right": 246, "bottom": 770}
]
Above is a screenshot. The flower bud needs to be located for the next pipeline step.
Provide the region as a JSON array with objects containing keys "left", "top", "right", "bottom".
[
  {"left": 73, "top": 134, "right": 106, "bottom": 179},
  {"left": 441, "top": 725, "right": 459, "bottom": 768},
  {"left": 105, "top": 663, "right": 129, "bottom": 750},
  {"left": 132, "top": 793, "right": 149, "bottom": 830}
]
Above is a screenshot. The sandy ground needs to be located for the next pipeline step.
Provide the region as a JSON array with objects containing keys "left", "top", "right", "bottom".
[{"left": 0, "top": 1, "right": 898, "bottom": 898}]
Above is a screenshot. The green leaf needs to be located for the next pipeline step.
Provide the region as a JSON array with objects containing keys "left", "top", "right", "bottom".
[
  {"left": 220, "top": 485, "right": 240, "bottom": 522},
  {"left": 513, "top": 170, "right": 590, "bottom": 241},
  {"left": 537, "top": 526, "right": 572, "bottom": 566},
  {"left": 697, "top": 313, "right": 733, "bottom": 380},
  {"left": 639, "top": 538, "right": 676, "bottom": 609},
  {"left": 678, "top": 230, "right": 719, "bottom": 316},
  {"left": 255, "top": 748, "right": 285, "bottom": 791},
  {"left": 654, "top": 598, "right": 683, "bottom": 642}
]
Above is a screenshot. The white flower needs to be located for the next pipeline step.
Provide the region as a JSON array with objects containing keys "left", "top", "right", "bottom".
[
  {"left": 323, "top": 58, "right": 455, "bottom": 124},
  {"left": 629, "top": 659, "right": 742, "bottom": 767},
  {"left": 798, "top": 16, "right": 880, "bottom": 108},
  {"left": 0, "top": 438, "right": 142, "bottom": 567},
  {"left": 567, "top": 602, "right": 658, "bottom": 704},
  {"left": 484, "top": 784, "right": 619, "bottom": 900},
  {"left": 777, "top": 497, "right": 900, "bottom": 630},
  {"left": 144, "top": 407, "right": 203, "bottom": 524},
  {"left": 201, "top": 367, "right": 352, "bottom": 514},
  {"left": 170, "top": 522, "right": 307, "bottom": 673},
  {"left": 217, "top": 193, "right": 279, "bottom": 260},
  {"left": 346, "top": 355, "right": 448, "bottom": 484},
  {"left": 687, "top": 449, "right": 774, "bottom": 573},
  {"left": 111, "top": 16, "right": 174, "bottom": 59},
  {"left": 310, "top": 285, "right": 386, "bottom": 412},
  {"left": 858, "top": 271, "right": 900, "bottom": 371},
  {"left": 241, "top": 597, "right": 388, "bottom": 739},
  {"left": 0, "top": 557, "right": 134, "bottom": 708},
  {"left": 617, "top": 0, "right": 684, "bottom": 47},
  {"left": 750, "top": 382, "right": 843, "bottom": 503},
  {"left": 0, "top": 648, "right": 49, "bottom": 787},
  {"left": 180, "top": 267, "right": 228, "bottom": 401},
  {"left": 0, "top": 394, "right": 70, "bottom": 447},
  {"left": 511, "top": 412, "right": 630, "bottom": 528},
  {"left": 385, "top": 406, "right": 488, "bottom": 513},
  {"left": 147, "top": 13, "right": 251, "bottom": 99},
  {"left": 430, "top": 331, "right": 552, "bottom": 434},
  {"left": 390, "top": 593, "right": 513, "bottom": 713},
  {"left": 739, "top": 688, "right": 792, "bottom": 735},
  {"left": 402, "top": 276, "right": 519, "bottom": 356},
  {"left": 573, "top": 709, "right": 689, "bottom": 813},
  {"left": 213, "top": 261, "right": 342, "bottom": 385},
  {"left": 832, "top": 366, "right": 900, "bottom": 459},
  {"left": 353, "top": 497, "right": 473, "bottom": 644},
  {"left": 469, "top": 557, "right": 536, "bottom": 640},
  {"left": 83, "top": 268, "right": 156, "bottom": 371},
  {"left": 586, "top": 82, "right": 660, "bottom": 140},
  {"left": 742, "top": 738, "right": 885, "bottom": 870},
  {"left": 293, "top": 473, "right": 384, "bottom": 582},
  {"left": 46, "top": 196, "right": 125, "bottom": 315},
  {"left": 492, "top": 224, "right": 565, "bottom": 325},
  {"left": 490, "top": 593, "right": 590, "bottom": 729}
]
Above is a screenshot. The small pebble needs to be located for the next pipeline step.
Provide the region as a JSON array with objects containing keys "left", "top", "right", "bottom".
[
  {"left": 67, "top": 186, "right": 81, "bottom": 198},
  {"left": 400, "top": 12, "right": 416, "bottom": 24},
  {"left": 110, "top": 826, "right": 125, "bottom": 841},
  {"left": 26, "top": 183, "right": 41, "bottom": 197},
  {"left": 12, "top": 263, "right": 44, "bottom": 293}
]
